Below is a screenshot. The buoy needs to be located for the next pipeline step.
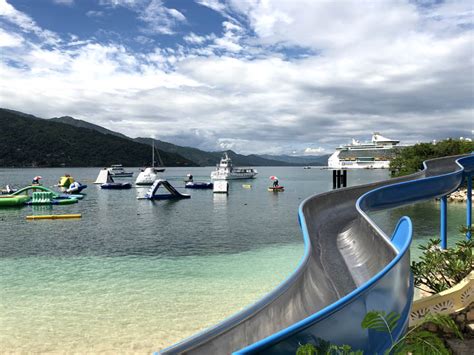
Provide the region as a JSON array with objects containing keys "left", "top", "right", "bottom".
[
  {"left": 26, "top": 214, "right": 82, "bottom": 220},
  {"left": 242, "top": 184, "right": 252, "bottom": 189}
]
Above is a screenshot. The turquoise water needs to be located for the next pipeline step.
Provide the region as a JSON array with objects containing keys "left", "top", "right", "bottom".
[{"left": 0, "top": 167, "right": 469, "bottom": 353}]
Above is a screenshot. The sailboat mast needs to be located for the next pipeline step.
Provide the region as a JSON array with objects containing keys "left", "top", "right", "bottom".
[{"left": 152, "top": 140, "right": 155, "bottom": 168}]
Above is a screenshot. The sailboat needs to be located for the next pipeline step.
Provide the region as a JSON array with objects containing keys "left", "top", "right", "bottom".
[{"left": 135, "top": 140, "right": 166, "bottom": 186}]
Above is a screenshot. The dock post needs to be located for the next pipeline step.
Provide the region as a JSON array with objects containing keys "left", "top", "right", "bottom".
[
  {"left": 332, "top": 170, "right": 337, "bottom": 189},
  {"left": 342, "top": 169, "right": 347, "bottom": 187},
  {"left": 337, "top": 170, "right": 342, "bottom": 188},
  {"left": 440, "top": 195, "right": 448, "bottom": 249},
  {"left": 467, "top": 173, "right": 472, "bottom": 240}
]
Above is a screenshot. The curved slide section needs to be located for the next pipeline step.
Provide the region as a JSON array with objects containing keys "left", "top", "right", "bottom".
[{"left": 160, "top": 154, "right": 473, "bottom": 354}]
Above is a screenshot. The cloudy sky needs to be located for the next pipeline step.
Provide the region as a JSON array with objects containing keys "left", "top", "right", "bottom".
[{"left": 0, "top": 0, "right": 472, "bottom": 155}]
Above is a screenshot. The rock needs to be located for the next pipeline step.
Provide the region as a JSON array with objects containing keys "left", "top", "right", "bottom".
[
  {"left": 446, "top": 339, "right": 474, "bottom": 355},
  {"left": 426, "top": 323, "right": 438, "bottom": 332},
  {"left": 467, "top": 323, "right": 474, "bottom": 335},
  {"left": 467, "top": 309, "right": 474, "bottom": 322}
]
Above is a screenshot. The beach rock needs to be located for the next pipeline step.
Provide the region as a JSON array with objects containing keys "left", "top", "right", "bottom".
[
  {"left": 467, "top": 309, "right": 474, "bottom": 322},
  {"left": 446, "top": 339, "right": 474, "bottom": 355},
  {"left": 447, "top": 188, "right": 473, "bottom": 203}
]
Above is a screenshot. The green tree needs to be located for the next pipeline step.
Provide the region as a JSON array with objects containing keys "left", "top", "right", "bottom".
[{"left": 390, "top": 139, "right": 474, "bottom": 177}]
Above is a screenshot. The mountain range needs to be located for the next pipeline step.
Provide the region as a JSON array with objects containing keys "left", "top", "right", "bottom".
[{"left": 1, "top": 108, "right": 329, "bottom": 167}]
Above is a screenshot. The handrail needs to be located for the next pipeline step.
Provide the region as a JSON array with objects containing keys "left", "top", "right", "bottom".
[{"left": 159, "top": 154, "right": 473, "bottom": 354}]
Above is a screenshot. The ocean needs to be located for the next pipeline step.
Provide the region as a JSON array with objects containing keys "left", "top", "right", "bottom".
[{"left": 0, "top": 167, "right": 468, "bottom": 353}]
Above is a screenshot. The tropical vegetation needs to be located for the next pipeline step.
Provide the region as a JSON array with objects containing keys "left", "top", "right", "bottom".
[
  {"left": 296, "top": 311, "right": 461, "bottom": 355},
  {"left": 390, "top": 139, "right": 474, "bottom": 177},
  {"left": 411, "top": 237, "right": 473, "bottom": 294}
]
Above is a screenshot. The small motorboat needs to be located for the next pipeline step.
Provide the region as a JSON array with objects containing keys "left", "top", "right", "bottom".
[
  {"left": 101, "top": 182, "right": 132, "bottom": 190},
  {"left": 268, "top": 186, "right": 284, "bottom": 192},
  {"left": 107, "top": 164, "right": 133, "bottom": 177},
  {"left": 185, "top": 182, "right": 213, "bottom": 189}
]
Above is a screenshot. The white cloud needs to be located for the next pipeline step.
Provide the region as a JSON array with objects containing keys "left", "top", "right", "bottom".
[
  {"left": 0, "top": 27, "right": 23, "bottom": 47},
  {"left": 0, "top": 0, "right": 60, "bottom": 44},
  {"left": 304, "top": 147, "right": 326, "bottom": 155},
  {"left": 183, "top": 32, "right": 209, "bottom": 45},
  {"left": 86, "top": 10, "right": 104, "bottom": 18},
  {"left": 99, "top": 0, "right": 186, "bottom": 34},
  {"left": 0, "top": 0, "right": 472, "bottom": 155},
  {"left": 53, "top": 0, "right": 74, "bottom": 6}
]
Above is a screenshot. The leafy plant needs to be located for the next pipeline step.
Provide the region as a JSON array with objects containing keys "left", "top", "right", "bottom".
[
  {"left": 296, "top": 311, "right": 462, "bottom": 355},
  {"left": 383, "top": 313, "right": 462, "bottom": 355},
  {"left": 411, "top": 238, "right": 473, "bottom": 294},
  {"left": 459, "top": 224, "right": 473, "bottom": 235},
  {"left": 296, "top": 338, "right": 363, "bottom": 355}
]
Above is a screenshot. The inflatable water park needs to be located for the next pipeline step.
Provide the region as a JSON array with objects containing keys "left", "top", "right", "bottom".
[
  {"left": 0, "top": 185, "right": 81, "bottom": 207},
  {"left": 138, "top": 179, "right": 190, "bottom": 200},
  {"left": 94, "top": 169, "right": 132, "bottom": 189}
]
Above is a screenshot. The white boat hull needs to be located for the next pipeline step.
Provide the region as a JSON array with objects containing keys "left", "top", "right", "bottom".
[{"left": 211, "top": 172, "right": 257, "bottom": 180}]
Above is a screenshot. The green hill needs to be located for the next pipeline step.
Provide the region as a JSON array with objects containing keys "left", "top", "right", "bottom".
[
  {"left": 135, "top": 138, "right": 299, "bottom": 166},
  {"left": 50, "top": 116, "right": 130, "bottom": 140},
  {"left": 0, "top": 108, "right": 196, "bottom": 167}
]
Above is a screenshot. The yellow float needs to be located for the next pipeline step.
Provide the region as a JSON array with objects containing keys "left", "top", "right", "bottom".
[{"left": 26, "top": 214, "right": 82, "bottom": 220}]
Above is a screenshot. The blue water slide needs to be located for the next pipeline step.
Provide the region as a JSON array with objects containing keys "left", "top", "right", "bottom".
[{"left": 159, "top": 154, "right": 473, "bottom": 355}]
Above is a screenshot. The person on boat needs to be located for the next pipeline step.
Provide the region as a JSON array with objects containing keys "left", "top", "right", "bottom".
[
  {"left": 188, "top": 174, "right": 193, "bottom": 182},
  {"left": 273, "top": 179, "right": 279, "bottom": 188}
]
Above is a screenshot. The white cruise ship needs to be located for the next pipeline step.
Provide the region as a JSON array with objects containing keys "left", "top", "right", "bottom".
[
  {"left": 211, "top": 153, "right": 258, "bottom": 180},
  {"left": 328, "top": 133, "right": 400, "bottom": 169}
]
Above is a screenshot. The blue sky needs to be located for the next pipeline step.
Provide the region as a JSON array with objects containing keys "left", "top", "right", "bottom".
[{"left": 0, "top": 0, "right": 473, "bottom": 155}]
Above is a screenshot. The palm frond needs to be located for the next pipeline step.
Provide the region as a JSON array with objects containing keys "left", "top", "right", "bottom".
[{"left": 361, "top": 310, "right": 400, "bottom": 334}]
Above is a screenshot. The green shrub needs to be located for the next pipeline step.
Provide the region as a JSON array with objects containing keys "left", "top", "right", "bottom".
[{"left": 411, "top": 238, "right": 473, "bottom": 294}]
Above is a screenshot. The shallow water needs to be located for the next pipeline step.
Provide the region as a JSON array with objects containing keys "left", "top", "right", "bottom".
[{"left": 0, "top": 167, "right": 469, "bottom": 353}]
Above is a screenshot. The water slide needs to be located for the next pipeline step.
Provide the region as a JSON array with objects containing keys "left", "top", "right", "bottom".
[
  {"left": 141, "top": 179, "right": 190, "bottom": 200},
  {"left": 160, "top": 154, "right": 474, "bottom": 354}
]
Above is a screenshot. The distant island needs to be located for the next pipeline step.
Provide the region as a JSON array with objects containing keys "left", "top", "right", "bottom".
[{"left": 0, "top": 108, "right": 329, "bottom": 168}]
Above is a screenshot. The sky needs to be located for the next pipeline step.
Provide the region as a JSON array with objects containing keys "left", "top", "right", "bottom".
[{"left": 0, "top": 0, "right": 473, "bottom": 155}]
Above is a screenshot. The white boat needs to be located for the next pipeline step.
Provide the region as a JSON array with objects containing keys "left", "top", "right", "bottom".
[
  {"left": 135, "top": 140, "right": 166, "bottom": 185},
  {"left": 210, "top": 153, "right": 258, "bottom": 180},
  {"left": 328, "top": 132, "right": 401, "bottom": 169},
  {"left": 107, "top": 164, "right": 133, "bottom": 177}
]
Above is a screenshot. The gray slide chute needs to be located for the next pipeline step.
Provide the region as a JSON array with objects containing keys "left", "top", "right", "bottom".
[{"left": 159, "top": 154, "right": 473, "bottom": 354}]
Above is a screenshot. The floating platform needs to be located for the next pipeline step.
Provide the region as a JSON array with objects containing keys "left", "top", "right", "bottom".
[
  {"left": 185, "top": 182, "right": 213, "bottom": 189},
  {"left": 138, "top": 180, "right": 190, "bottom": 200},
  {"left": 0, "top": 186, "right": 79, "bottom": 207},
  {"left": 26, "top": 214, "right": 82, "bottom": 220},
  {"left": 268, "top": 186, "right": 284, "bottom": 192},
  {"left": 213, "top": 181, "right": 229, "bottom": 194},
  {"left": 101, "top": 182, "right": 132, "bottom": 189}
]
